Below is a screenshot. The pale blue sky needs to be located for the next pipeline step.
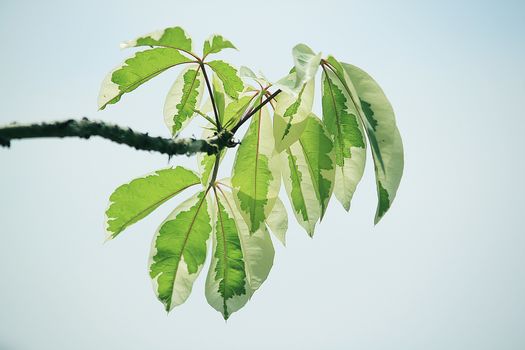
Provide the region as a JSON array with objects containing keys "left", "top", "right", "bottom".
[{"left": 0, "top": 0, "right": 524, "bottom": 349}]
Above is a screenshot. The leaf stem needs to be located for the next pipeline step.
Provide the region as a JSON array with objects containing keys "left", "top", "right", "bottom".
[
  {"left": 230, "top": 89, "right": 281, "bottom": 134},
  {"left": 200, "top": 62, "right": 222, "bottom": 131}
]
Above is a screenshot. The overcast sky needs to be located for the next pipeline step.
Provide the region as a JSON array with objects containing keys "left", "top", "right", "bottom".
[{"left": 1, "top": 0, "right": 524, "bottom": 349}]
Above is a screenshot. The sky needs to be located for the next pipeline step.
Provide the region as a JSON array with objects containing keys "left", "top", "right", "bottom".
[{"left": 0, "top": 0, "right": 524, "bottom": 349}]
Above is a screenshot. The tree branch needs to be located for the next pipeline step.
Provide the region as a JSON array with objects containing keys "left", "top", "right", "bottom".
[{"left": 0, "top": 118, "right": 233, "bottom": 156}]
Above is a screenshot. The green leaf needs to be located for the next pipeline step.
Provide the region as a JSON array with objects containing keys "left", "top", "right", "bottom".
[
  {"left": 98, "top": 48, "right": 194, "bottom": 109},
  {"left": 120, "top": 26, "right": 193, "bottom": 53},
  {"left": 105, "top": 167, "right": 200, "bottom": 239},
  {"left": 206, "top": 188, "right": 274, "bottom": 319},
  {"left": 273, "top": 79, "right": 315, "bottom": 152},
  {"left": 164, "top": 65, "right": 205, "bottom": 135},
  {"left": 149, "top": 190, "right": 212, "bottom": 312},
  {"left": 231, "top": 98, "right": 281, "bottom": 233},
  {"left": 342, "top": 63, "right": 404, "bottom": 223},
  {"left": 321, "top": 67, "right": 367, "bottom": 211},
  {"left": 274, "top": 44, "right": 321, "bottom": 95},
  {"left": 203, "top": 35, "right": 237, "bottom": 57},
  {"left": 265, "top": 196, "right": 288, "bottom": 246},
  {"left": 223, "top": 92, "right": 258, "bottom": 128},
  {"left": 281, "top": 114, "right": 335, "bottom": 235},
  {"left": 207, "top": 60, "right": 244, "bottom": 99}
]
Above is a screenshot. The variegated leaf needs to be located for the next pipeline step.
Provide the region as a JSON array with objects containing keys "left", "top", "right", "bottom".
[
  {"left": 274, "top": 44, "right": 321, "bottom": 95},
  {"left": 321, "top": 66, "right": 367, "bottom": 211},
  {"left": 98, "top": 48, "right": 193, "bottom": 110},
  {"left": 273, "top": 79, "right": 315, "bottom": 152},
  {"left": 231, "top": 97, "right": 281, "bottom": 233},
  {"left": 342, "top": 63, "right": 404, "bottom": 223},
  {"left": 120, "top": 26, "right": 193, "bottom": 53},
  {"left": 149, "top": 190, "right": 212, "bottom": 312},
  {"left": 281, "top": 114, "right": 335, "bottom": 236},
  {"left": 164, "top": 65, "right": 205, "bottom": 135},
  {"left": 206, "top": 188, "right": 274, "bottom": 319}
]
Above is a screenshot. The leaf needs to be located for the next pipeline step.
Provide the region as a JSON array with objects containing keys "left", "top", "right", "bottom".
[
  {"left": 321, "top": 67, "right": 367, "bottom": 211},
  {"left": 325, "top": 56, "right": 385, "bottom": 172},
  {"left": 281, "top": 114, "right": 335, "bottom": 236},
  {"left": 98, "top": 48, "right": 194, "bottom": 109},
  {"left": 149, "top": 190, "right": 212, "bottom": 312},
  {"left": 342, "top": 63, "right": 404, "bottom": 223},
  {"left": 205, "top": 190, "right": 248, "bottom": 319},
  {"left": 239, "top": 66, "right": 269, "bottom": 87},
  {"left": 203, "top": 35, "right": 237, "bottom": 57},
  {"left": 223, "top": 92, "right": 258, "bottom": 128},
  {"left": 274, "top": 44, "right": 321, "bottom": 95},
  {"left": 163, "top": 65, "right": 205, "bottom": 135},
  {"left": 214, "top": 188, "right": 274, "bottom": 287},
  {"left": 231, "top": 97, "right": 281, "bottom": 233},
  {"left": 265, "top": 196, "right": 288, "bottom": 246},
  {"left": 120, "top": 26, "right": 193, "bottom": 53},
  {"left": 207, "top": 60, "right": 244, "bottom": 99},
  {"left": 105, "top": 167, "right": 200, "bottom": 239},
  {"left": 206, "top": 188, "right": 274, "bottom": 319},
  {"left": 273, "top": 79, "right": 315, "bottom": 152}
]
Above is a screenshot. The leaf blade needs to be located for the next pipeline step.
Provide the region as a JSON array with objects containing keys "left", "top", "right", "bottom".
[
  {"left": 265, "top": 196, "right": 288, "bottom": 245},
  {"left": 164, "top": 65, "right": 205, "bottom": 135},
  {"left": 321, "top": 68, "right": 367, "bottom": 211},
  {"left": 273, "top": 79, "right": 315, "bottom": 152},
  {"left": 231, "top": 99, "right": 281, "bottom": 232},
  {"left": 206, "top": 188, "right": 275, "bottom": 319},
  {"left": 342, "top": 63, "right": 404, "bottom": 223},
  {"left": 120, "top": 26, "right": 193, "bottom": 53},
  {"left": 149, "top": 190, "right": 212, "bottom": 312},
  {"left": 98, "top": 48, "right": 193, "bottom": 109},
  {"left": 105, "top": 167, "right": 200, "bottom": 239},
  {"left": 203, "top": 35, "right": 237, "bottom": 57},
  {"left": 281, "top": 114, "right": 335, "bottom": 235},
  {"left": 207, "top": 60, "right": 244, "bottom": 99}
]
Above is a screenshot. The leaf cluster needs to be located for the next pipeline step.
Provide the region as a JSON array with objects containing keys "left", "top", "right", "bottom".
[{"left": 100, "top": 26, "right": 404, "bottom": 319}]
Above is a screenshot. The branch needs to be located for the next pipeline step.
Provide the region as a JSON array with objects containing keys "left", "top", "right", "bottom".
[
  {"left": 200, "top": 63, "right": 221, "bottom": 130},
  {"left": 0, "top": 118, "right": 233, "bottom": 156},
  {"left": 231, "top": 89, "right": 281, "bottom": 133}
]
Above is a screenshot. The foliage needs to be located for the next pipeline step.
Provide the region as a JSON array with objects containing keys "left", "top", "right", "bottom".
[{"left": 100, "top": 26, "right": 404, "bottom": 319}]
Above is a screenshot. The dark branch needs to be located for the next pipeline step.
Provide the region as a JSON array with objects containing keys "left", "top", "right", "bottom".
[
  {"left": 231, "top": 89, "right": 281, "bottom": 133},
  {"left": 200, "top": 63, "right": 221, "bottom": 130},
  {"left": 0, "top": 118, "right": 233, "bottom": 156}
]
